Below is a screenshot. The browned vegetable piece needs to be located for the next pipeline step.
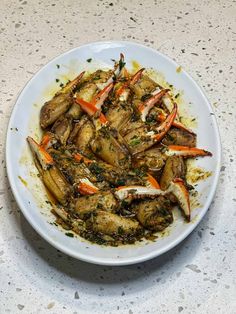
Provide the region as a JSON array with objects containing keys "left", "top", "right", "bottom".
[
  {"left": 162, "top": 127, "right": 196, "bottom": 147},
  {"left": 74, "top": 192, "right": 118, "bottom": 218},
  {"left": 134, "top": 197, "right": 173, "bottom": 231},
  {"left": 87, "top": 211, "right": 141, "bottom": 236},
  {"left": 160, "top": 156, "right": 186, "bottom": 190}
]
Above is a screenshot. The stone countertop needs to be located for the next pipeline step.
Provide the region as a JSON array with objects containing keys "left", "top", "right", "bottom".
[{"left": 0, "top": 0, "right": 235, "bottom": 313}]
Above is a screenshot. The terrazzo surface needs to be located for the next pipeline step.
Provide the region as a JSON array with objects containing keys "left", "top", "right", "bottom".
[{"left": 0, "top": 0, "right": 236, "bottom": 313}]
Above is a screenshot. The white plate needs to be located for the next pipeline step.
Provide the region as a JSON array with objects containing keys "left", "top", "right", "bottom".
[{"left": 6, "top": 41, "right": 221, "bottom": 266}]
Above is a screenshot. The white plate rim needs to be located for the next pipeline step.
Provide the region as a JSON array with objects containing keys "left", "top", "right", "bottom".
[{"left": 5, "top": 40, "right": 221, "bottom": 266}]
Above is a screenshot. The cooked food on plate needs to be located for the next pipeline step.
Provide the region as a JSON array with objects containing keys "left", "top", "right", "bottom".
[{"left": 27, "top": 54, "right": 212, "bottom": 246}]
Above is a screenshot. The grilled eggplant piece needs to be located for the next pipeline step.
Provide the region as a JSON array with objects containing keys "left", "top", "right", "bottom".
[{"left": 134, "top": 197, "right": 173, "bottom": 231}]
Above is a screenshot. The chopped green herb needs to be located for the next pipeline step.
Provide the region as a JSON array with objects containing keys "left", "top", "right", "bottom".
[
  {"left": 129, "top": 136, "right": 141, "bottom": 146},
  {"left": 141, "top": 94, "right": 152, "bottom": 102},
  {"left": 118, "top": 226, "right": 124, "bottom": 235},
  {"left": 65, "top": 232, "right": 74, "bottom": 237},
  {"left": 119, "top": 59, "right": 126, "bottom": 70},
  {"left": 93, "top": 76, "right": 101, "bottom": 80},
  {"left": 89, "top": 163, "right": 103, "bottom": 174},
  {"left": 59, "top": 83, "right": 64, "bottom": 88},
  {"left": 116, "top": 179, "right": 126, "bottom": 186},
  {"left": 175, "top": 93, "right": 180, "bottom": 99},
  {"left": 87, "top": 58, "right": 92, "bottom": 63},
  {"left": 146, "top": 114, "right": 156, "bottom": 123},
  {"left": 56, "top": 64, "right": 60, "bottom": 68},
  {"left": 55, "top": 78, "right": 60, "bottom": 82}
]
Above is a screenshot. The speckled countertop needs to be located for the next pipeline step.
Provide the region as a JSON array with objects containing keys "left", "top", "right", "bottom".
[{"left": 0, "top": 0, "right": 236, "bottom": 313}]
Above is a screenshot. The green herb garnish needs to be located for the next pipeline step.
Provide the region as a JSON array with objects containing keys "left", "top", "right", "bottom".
[
  {"left": 118, "top": 226, "right": 124, "bottom": 235},
  {"left": 119, "top": 59, "right": 126, "bottom": 70},
  {"left": 129, "top": 136, "right": 141, "bottom": 146},
  {"left": 65, "top": 232, "right": 74, "bottom": 237}
]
